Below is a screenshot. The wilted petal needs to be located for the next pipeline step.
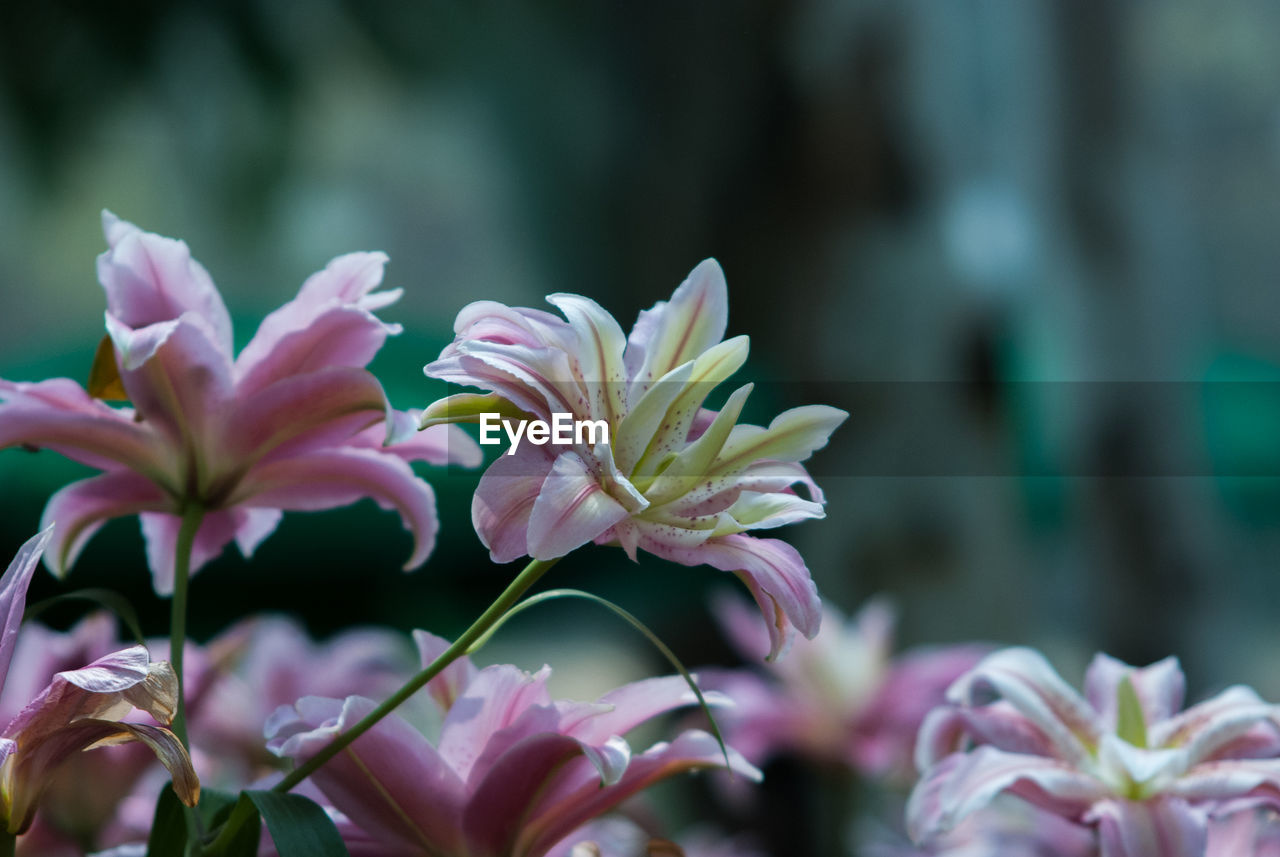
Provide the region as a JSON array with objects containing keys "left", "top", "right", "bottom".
[
  {"left": 97, "top": 211, "right": 233, "bottom": 357},
  {"left": 1087, "top": 797, "right": 1207, "bottom": 857},
  {"left": 267, "top": 695, "right": 465, "bottom": 855},
  {"left": 472, "top": 442, "right": 557, "bottom": 563},
  {"left": 0, "top": 529, "right": 53, "bottom": 691},
  {"left": 40, "top": 473, "right": 170, "bottom": 577},
  {"left": 1084, "top": 654, "right": 1185, "bottom": 734},
  {"left": 233, "top": 447, "right": 440, "bottom": 570},
  {"left": 625, "top": 258, "right": 729, "bottom": 389},
  {"left": 527, "top": 453, "right": 632, "bottom": 560},
  {"left": 0, "top": 379, "right": 169, "bottom": 479}
]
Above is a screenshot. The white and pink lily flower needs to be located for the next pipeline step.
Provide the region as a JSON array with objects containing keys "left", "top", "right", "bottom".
[
  {"left": 909, "top": 646, "right": 1280, "bottom": 857},
  {"left": 0, "top": 213, "right": 480, "bottom": 593},
  {"left": 0, "top": 530, "right": 198, "bottom": 836},
  {"left": 266, "top": 631, "right": 759, "bottom": 857},
  {"left": 421, "top": 261, "right": 846, "bottom": 658}
]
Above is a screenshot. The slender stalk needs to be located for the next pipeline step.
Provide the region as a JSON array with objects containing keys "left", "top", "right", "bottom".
[
  {"left": 271, "top": 556, "right": 560, "bottom": 794},
  {"left": 0, "top": 831, "right": 13, "bottom": 857},
  {"left": 170, "top": 504, "right": 205, "bottom": 750}
]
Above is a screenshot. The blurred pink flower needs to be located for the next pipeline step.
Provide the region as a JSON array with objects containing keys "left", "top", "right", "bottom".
[
  {"left": 0, "top": 529, "right": 197, "bottom": 836},
  {"left": 422, "top": 261, "right": 846, "bottom": 658},
  {"left": 266, "top": 631, "right": 759, "bottom": 857},
  {"left": 862, "top": 797, "right": 1096, "bottom": 857},
  {"left": 909, "top": 647, "right": 1280, "bottom": 857},
  {"left": 0, "top": 213, "right": 480, "bottom": 593},
  {"left": 706, "top": 595, "right": 985, "bottom": 781}
]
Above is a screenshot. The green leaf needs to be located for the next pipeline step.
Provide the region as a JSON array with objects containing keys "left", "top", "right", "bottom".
[
  {"left": 467, "top": 587, "right": 734, "bottom": 771},
  {"left": 145, "top": 784, "right": 188, "bottom": 857},
  {"left": 1116, "top": 676, "right": 1148, "bottom": 749},
  {"left": 24, "top": 587, "right": 146, "bottom": 646},
  {"left": 244, "top": 790, "right": 350, "bottom": 857}
]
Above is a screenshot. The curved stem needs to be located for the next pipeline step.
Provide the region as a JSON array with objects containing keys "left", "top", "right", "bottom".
[
  {"left": 170, "top": 504, "right": 204, "bottom": 751},
  {"left": 271, "top": 556, "right": 560, "bottom": 794}
]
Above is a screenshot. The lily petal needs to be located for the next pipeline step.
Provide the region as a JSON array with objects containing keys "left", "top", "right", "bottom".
[
  {"left": 40, "top": 473, "right": 170, "bottom": 577},
  {"left": 412, "top": 630, "right": 477, "bottom": 712},
  {"left": 527, "top": 453, "right": 632, "bottom": 561},
  {"left": 267, "top": 696, "right": 465, "bottom": 856},
  {"left": 235, "top": 252, "right": 400, "bottom": 395},
  {"left": 97, "top": 211, "right": 233, "bottom": 358},
  {"left": 0, "top": 529, "right": 53, "bottom": 691},
  {"left": 1084, "top": 654, "right": 1185, "bottom": 734},
  {"left": 0, "top": 379, "right": 169, "bottom": 479},
  {"left": 437, "top": 665, "right": 553, "bottom": 782},
  {"left": 644, "top": 533, "right": 821, "bottom": 661},
  {"left": 625, "top": 258, "right": 729, "bottom": 390},
  {"left": 1087, "top": 797, "right": 1208, "bottom": 857},
  {"left": 233, "top": 447, "right": 440, "bottom": 570},
  {"left": 140, "top": 507, "right": 281, "bottom": 596},
  {"left": 471, "top": 443, "right": 558, "bottom": 563}
]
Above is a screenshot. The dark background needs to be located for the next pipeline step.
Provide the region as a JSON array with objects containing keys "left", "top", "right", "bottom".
[{"left": 3, "top": 0, "right": 1280, "bottom": 755}]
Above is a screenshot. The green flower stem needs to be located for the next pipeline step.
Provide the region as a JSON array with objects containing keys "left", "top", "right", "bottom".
[
  {"left": 271, "top": 556, "right": 560, "bottom": 795},
  {"left": 170, "top": 504, "right": 204, "bottom": 751},
  {"left": 0, "top": 830, "right": 13, "bottom": 857}
]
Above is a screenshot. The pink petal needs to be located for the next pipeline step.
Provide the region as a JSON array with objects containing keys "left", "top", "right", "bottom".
[
  {"left": 0, "top": 528, "right": 53, "bottom": 692},
  {"left": 437, "top": 665, "right": 553, "bottom": 782},
  {"left": 558, "top": 675, "right": 725, "bottom": 745},
  {"left": 471, "top": 443, "right": 557, "bottom": 563},
  {"left": 265, "top": 695, "right": 465, "bottom": 856},
  {"left": 140, "top": 507, "right": 281, "bottom": 596},
  {"left": 906, "top": 746, "right": 1107, "bottom": 842},
  {"left": 1165, "top": 758, "right": 1280, "bottom": 802},
  {"left": 233, "top": 446, "right": 440, "bottom": 569},
  {"left": 412, "top": 629, "right": 477, "bottom": 712},
  {"left": 624, "top": 258, "right": 729, "bottom": 389},
  {"left": 39, "top": 473, "right": 170, "bottom": 577},
  {"left": 104, "top": 312, "right": 234, "bottom": 461},
  {"left": 235, "top": 252, "right": 402, "bottom": 396},
  {"left": 1149, "top": 685, "right": 1273, "bottom": 756},
  {"left": 428, "top": 343, "right": 581, "bottom": 422},
  {"left": 1084, "top": 653, "right": 1185, "bottom": 734},
  {"left": 354, "top": 409, "right": 483, "bottom": 469},
  {"left": 545, "top": 294, "right": 629, "bottom": 426},
  {"left": 1087, "top": 797, "right": 1207, "bottom": 857},
  {"left": 947, "top": 648, "right": 1102, "bottom": 768},
  {"left": 527, "top": 453, "right": 631, "bottom": 561},
  {"left": 645, "top": 533, "right": 821, "bottom": 661},
  {"left": 511, "top": 730, "right": 760, "bottom": 857},
  {"left": 97, "top": 212, "right": 233, "bottom": 358},
  {"left": 0, "top": 378, "right": 171, "bottom": 479},
  {"left": 223, "top": 366, "right": 388, "bottom": 465}
]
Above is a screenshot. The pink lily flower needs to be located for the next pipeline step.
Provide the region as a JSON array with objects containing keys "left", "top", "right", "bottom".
[
  {"left": 0, "top": 529, "right": 198, "bottom": 836},
  {"left": 265, "top": 630, "right": 759, "bottom": 857},
  {"left": 908, "top": 647, "right": 1280, "bottom": 857},
  {"left": 0, "top": 213, "right": 480, "bottom": 593},
  {"left": 707, "top": 595, "right": 986, "bottom": 781},
  {"left": 421, "top": 260, "right": 846, "bottom": 658}
]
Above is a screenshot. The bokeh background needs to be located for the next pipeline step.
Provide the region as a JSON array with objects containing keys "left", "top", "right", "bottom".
[{"left": 3, "top": 0, "right": 1280, "bottom": 852}]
